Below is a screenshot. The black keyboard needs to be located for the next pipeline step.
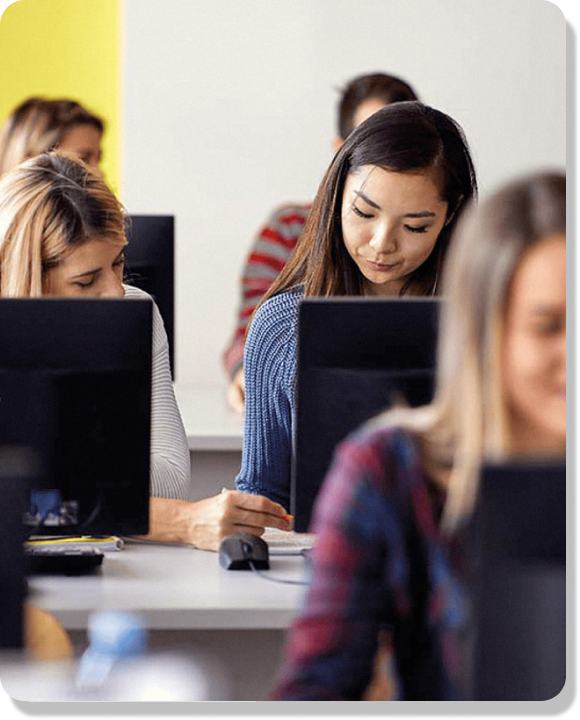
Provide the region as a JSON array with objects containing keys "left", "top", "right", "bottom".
[{"left": 25, "top": 546, "right": 104, "bottom": 575}]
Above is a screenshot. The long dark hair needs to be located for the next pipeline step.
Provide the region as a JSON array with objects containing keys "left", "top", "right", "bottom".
[{"left": 260, "top": 102, "right": 477, "bottom": 307}]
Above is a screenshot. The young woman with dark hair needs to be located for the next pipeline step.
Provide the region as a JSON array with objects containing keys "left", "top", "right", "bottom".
[
  {"left": 223, "top": 72, "right": 419, "bottom": 412},
  {"left": 235, "top": 102, "right": 478, "bottom": 510}
]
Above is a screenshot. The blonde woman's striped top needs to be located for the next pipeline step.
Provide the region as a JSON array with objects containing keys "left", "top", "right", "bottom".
[{"left": 124, "top": 284, "right": 190, "bottom": 500}]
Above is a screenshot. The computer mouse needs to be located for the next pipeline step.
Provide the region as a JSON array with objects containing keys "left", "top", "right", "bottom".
[{"left": 218, "top": 532, "right": 270, "bottom": 570}]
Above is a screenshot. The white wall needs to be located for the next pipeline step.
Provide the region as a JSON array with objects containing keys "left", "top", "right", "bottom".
[{"left": 121, "top": 0, "right": 566, "bottom": 387}]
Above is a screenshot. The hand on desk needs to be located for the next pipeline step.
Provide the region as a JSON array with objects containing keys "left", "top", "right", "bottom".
[
  {"left": 226, "top": 368, "right": 245, "bottom": 414},
  {"left": 146, "top": 493, "right": 292, "bottom": 552}
]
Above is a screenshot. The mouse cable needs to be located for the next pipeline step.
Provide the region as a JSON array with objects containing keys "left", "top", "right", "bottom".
[{"left": 249, "top": 561, "right": 309, "bottom": 586}]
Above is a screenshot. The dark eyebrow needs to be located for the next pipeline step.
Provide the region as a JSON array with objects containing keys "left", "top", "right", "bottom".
[
  {"left": 404, "top": 211, "right": 436, "bottom": 219},
  {"left": 353, "top": 189, "right": 381, "bottom": 210},
  {"left": 353, "top": 190, "right": 437, "bottom": 219},
  {"left": 70, "top": 248, "right": 125, "bottom": 279}
]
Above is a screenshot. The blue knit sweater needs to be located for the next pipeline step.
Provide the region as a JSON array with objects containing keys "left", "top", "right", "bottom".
[{"left": 235, "top": 286, "right": 303, "bottom": 510}]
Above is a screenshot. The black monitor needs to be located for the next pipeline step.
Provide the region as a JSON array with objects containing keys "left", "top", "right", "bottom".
[
  {"left": 124, "top": 215, "right": 175, "bottom": 378},
  {"left": 292, "top": 297, "right": 440, "bottom": 532},
  {"left": 469, "top": 462, "right": 565, "bottom": 700},
  {"left": 0, "top": 299, "right": 152, "bottom": 537},
  {"left": 0, "top": 448, "right": 31, "bottom": 650}
]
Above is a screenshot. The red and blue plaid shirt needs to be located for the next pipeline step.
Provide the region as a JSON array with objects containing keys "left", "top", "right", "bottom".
[{"left": 270, "top": 425, "right": 470, "bottom": 700}]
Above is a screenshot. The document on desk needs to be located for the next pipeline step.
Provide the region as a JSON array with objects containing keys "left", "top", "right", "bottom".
[
  {"left": 26, "top": 535, "right": 125, "bottom": 552},
  {"left": 262, "top": 528, "right": 316, "bottom": 555}
]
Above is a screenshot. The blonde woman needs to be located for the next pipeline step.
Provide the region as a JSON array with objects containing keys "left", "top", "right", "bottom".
[
  {"left": 270, "top": 171, "right": 566, "bottom": 700},
  {"left": 0, "top": 98, "right": 103, "bottom": 176},
  {"left": 0, "top": 152, "right": 292, "bottom": 549}
]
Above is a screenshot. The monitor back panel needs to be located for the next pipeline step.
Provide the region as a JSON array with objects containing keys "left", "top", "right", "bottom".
[
  {"left": 293, "top": 298, "right": 439, "bottom": 532},
  {"left": 0, "top": 448, "right": 30, "bottom": 650},
  {"left": 471, "top": 463, "right": 566, "bottom": 700},
  {"left": 125, "top": 215, "right": 175, "bottom": 378},
  {"left": 0, "top": 299, "right": 152, "bottom": 536}
]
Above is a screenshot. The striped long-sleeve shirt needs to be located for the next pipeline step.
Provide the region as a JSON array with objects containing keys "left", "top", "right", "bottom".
[
  {"left": 124, "top": 285, "right": 190, "bottom": 500},
  {"left": 222, "top": 203, "right": 310, "bottom": 379},
  {"left": 269, "top": 425, "right": 470, "bottom": 700}
]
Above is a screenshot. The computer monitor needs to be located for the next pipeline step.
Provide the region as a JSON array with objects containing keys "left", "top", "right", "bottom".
[
  {"left": 0, "top": 299, "right": 152, "bottom": 537},
  {"left": 0, "top": 448, "right": 31, "bottom": 650},
  {"left": 292, "top": 297, "right": 440, "bottom": 532},
  {"left": 124, "top": 215, "right": 175, "bottom": 378},
  {"left": 469, "top": 462, "right": 565, "bottom": 700}
]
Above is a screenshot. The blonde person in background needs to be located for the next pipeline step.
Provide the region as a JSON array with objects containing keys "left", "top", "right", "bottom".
[
  {"left": 270, "top": 171, "right": 566, "bottom": 700},
  {"left": 0, "top": 97, "right": 103, "bottom": 176},
  {"left": 0, "top": 152, "right": 292, "bottom": 550}
]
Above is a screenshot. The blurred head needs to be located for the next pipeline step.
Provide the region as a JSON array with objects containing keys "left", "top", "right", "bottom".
[
  {"left": 433, "top": 171, "right": 566, "bottom": 523},
  {"left": 336, "top": 72, "right": 419, "bottom": 144},
  {"left": 0, "top": 152, "right": 126, "bottom": 298},
  {"left": 501, "top": 234, "right": 565, "bottom": 452},
  {"left": 267, "top": 102, "right": 476, "bottom": 300},
  {"left": 0, "top": 98, "right": 104, "bottom": 176}
]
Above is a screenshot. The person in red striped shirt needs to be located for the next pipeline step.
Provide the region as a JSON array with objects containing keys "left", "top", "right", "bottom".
[{"left": 223, "top": 73, "right": 419, "bottom": 412}]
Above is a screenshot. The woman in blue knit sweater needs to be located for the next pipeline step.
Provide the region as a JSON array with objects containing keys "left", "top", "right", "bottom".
[{"left": 235, "top": 102, "right": 477, "bottom": 510}]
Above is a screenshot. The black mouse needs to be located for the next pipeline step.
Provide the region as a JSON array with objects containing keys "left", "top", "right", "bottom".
[{"left": 218, "top": 532, "right": 270, "bottom": 570}]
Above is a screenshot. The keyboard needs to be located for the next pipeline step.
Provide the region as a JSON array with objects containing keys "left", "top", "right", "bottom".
[
  {"left": 262, "top": 529, "right": 316, "bottom": 555},
  {"left": 24, "top": 545, "right": 104, "bottom": 575}
]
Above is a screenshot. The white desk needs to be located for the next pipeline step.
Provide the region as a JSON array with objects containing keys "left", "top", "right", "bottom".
[
  {"left": 29, "top": 542, "right": 306, "bottom": 630},
  {"left": 28, "top": 542, "right": 309, "bottom": 700}
]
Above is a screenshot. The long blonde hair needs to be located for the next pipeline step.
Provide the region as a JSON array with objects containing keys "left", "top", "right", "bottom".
[
  {"left": 0, "top": 152, "right": 125, "bottom": 298},
  {"left": 371, "top": 171, "right": 566, "bottom": 530},
  {"left": 0, "top": 98, "right": 103, "bottom": 177}
]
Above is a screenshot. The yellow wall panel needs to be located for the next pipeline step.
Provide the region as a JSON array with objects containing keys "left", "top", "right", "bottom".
[{"left": 0, "top": 0, "right": 121, "bottom": 191}]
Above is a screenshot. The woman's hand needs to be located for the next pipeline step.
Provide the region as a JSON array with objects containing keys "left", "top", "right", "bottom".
[
  {"left": 186, "top": 490, "right": 292, "bottom": 551},
  {"left": 145, "top": 493, "right": 292, "bottom": 552},
  {"left": 226, "top": 368, "right": 245, "bottom": 414}
]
